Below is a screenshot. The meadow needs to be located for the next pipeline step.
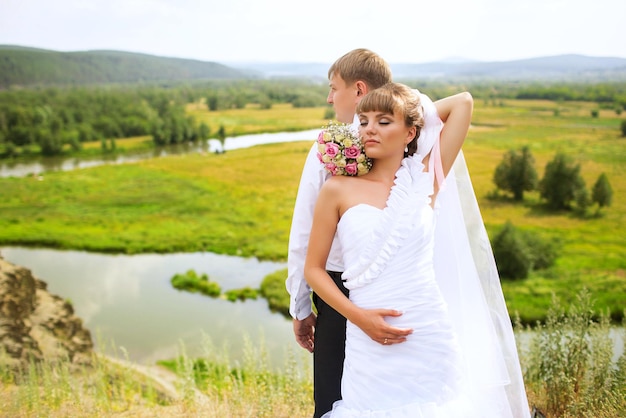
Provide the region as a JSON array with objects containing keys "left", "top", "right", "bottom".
[{"left": 1, "top": 98, "right": 624, "bottom": 323}]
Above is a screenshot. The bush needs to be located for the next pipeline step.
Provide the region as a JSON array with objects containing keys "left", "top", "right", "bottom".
[
  {"left": 492, "top": 221, "right": 533, "bottom": 279},
  {"left": 522, "top": 290, "right": 626, "bottom": 417},
  {"left": 492, "top": 222, "right": 559, "bottom": 279},
  {"left": 574, "top": 186, "right": 592, "bottom": 216},
  {"left": 259, "top": 268, "right": 290, "bottom": 318},
  {"left": 592, "top": 173, "right": 613, "bottom": 210},
  {"left": 224, "top": 286, "right": 259, "bottom": 302},
  {"left": 621, "top": 119, "right": 626, "bottom": 137},
  {"left": 521, "top": 230, "right": 560, "bottom": 270},
  {"left": 170, "top": 270, "right": 221, "bottom": 297}
]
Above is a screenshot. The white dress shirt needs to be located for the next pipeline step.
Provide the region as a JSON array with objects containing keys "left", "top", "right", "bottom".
[{"left": 285, "top": 115, "right": 360, "bottom": 320}]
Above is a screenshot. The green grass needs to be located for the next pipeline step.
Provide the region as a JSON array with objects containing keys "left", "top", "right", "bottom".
[
  {"left": 187, "top": 102, "right": 329, "bottom": 136},
  {"left": 0, "top": 99, "right": 625, "bottom": 323},
  {"left": 260, "top": 268, "right": 291, "bottom": 318},
  {"left": 0, "top": 141, "right": 312, "bottom": 259}
]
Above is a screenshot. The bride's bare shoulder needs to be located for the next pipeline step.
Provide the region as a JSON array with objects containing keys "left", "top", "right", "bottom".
[
  {"left": 325, "top": 174, "right": 356, "bottom": 186},
  {"left": 320, "top": 175, "right": 360, "bottom": 198}
]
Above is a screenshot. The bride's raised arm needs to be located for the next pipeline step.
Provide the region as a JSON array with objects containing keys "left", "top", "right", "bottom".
[{"left": 434, "top": 92, "right": 473, "bottom": 177}]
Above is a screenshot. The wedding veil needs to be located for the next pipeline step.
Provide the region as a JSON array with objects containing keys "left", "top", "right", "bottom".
[{"left": 417, "top": 91, "right": 531, "bottom": 418}]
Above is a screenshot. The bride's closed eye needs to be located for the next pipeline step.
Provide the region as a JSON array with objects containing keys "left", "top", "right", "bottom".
[{"left": 359, "top": 113, "right": 394, "bottom": 127}]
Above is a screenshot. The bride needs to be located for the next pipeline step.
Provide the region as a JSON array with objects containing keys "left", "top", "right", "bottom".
[{"left": 304, "top": 83, "right": 529, "bottom": 417}]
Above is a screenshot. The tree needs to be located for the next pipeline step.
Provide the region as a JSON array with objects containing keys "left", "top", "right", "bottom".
[
  {"left": 38, "top": 129, "right": 64, "bottom": 156},
  {"left": 539, "top": 152, "right": 586, "bottom": 210},
  {"left": 620, "top": 119, "right": 626, "bottom": 137},
  {"left": 198, "top": 122, "right": 210, "bottom": 141},
  {"left": 217, "top": 125, "right": 226, "bottom": 149},
  {"left": 592, "top": 173, "right": 613, "bottom": 210},
  {"left": 207, "top": 95, "right": 219, "bottom": 111},
  {"left": 493, "top": 146, "right": 538, "bottom": 200}
]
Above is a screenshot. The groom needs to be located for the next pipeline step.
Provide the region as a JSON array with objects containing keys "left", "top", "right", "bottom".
[{"left": 285, "top": 48, "right": 412, "bottom": 418}]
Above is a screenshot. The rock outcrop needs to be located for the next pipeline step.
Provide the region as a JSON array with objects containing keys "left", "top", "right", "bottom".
[{"left": 0, "top": 254, "right": 93, "bottom": 369}]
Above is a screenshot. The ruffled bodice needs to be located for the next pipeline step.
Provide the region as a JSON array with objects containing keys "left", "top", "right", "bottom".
[{"left": 339, "top": 155, "right": 434, "bottom": 290}]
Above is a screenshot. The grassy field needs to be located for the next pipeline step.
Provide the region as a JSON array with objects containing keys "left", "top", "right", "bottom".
[
  {"left": 465, "top": 100, "right": 625, "bottom": 322},
  {"left": 0, "top": 99, "right": 624, "bottom": 323},
  {"left": 186, "top": 102, "right": 329, "bottom": 136}
]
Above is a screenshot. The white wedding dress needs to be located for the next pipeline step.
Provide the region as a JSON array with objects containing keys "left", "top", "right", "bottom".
[{"left": 323, "top": 154, "right": 517, "bottom": 417}]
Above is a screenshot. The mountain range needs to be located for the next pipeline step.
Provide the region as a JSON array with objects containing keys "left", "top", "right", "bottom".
[
  {"left": 1, "top": 45, "right": 625, "bottom": 88},
  {"left": 228, "top": 55, "right": 626, "bottom": 82}
]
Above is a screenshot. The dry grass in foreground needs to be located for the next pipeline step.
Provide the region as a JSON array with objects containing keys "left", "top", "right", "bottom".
[
  {"left": 1, "top": 292, "right": 625, "bottom": 417},
  {"left": 0, "top": 338, "right": 313, "bottom": 418}
]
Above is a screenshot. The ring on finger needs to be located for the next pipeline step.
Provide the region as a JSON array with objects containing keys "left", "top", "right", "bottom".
[{"left": 383, "top": 338, "right": 388, "bottom": 345}]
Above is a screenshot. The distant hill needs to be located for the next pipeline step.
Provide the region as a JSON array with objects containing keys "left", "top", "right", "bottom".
[
  {"left": 0, "top": 45, "right": 248, "bottom": 88},
  {"left": 229, "top": 55, "right": 626, "bottom": 82},
  {"left": 2, "top": 45, "right": 625, "bottom": 88},
  {"left": 390, "top": 55, "right": 626, "bottom": 81}
]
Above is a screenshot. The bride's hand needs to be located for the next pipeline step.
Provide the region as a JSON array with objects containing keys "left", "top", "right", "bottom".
[{"left": 351, "top": 308, "right": 413, "bottom": 345}]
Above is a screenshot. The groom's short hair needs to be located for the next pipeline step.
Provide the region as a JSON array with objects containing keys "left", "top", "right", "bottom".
[{"left": 328, "top": 48, "right": 392, "bottom": 90}]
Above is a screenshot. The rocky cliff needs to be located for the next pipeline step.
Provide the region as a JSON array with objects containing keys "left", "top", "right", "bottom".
[{"left": 0, "top": 254, "right": 93, "bottom": 369}]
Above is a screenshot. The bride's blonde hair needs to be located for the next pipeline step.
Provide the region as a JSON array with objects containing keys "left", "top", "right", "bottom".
[{"left": 356, "top": 83, "right": 425, "bottom": 157}]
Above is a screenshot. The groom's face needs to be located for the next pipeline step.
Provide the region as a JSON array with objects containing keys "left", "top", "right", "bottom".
[{"left": 327, "top": 73, "right": 359, "bottom": 124}]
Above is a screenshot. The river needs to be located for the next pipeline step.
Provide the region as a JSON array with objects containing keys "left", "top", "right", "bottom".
[
  {"left": 0, "top": 129, "right": 319, "bottom": 178},
  {"left": 1, "top": 130, "right": 321, "bottom": 367},
  {"left": 0, "top": 246, "right": 307, "bottom": 367}
]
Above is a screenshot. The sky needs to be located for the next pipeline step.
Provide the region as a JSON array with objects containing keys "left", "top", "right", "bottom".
[{"left": 1, "top": 0, "right": 625, "bottom": 64}]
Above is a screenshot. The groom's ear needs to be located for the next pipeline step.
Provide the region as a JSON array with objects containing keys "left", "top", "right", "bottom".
[{"left": 355, "top": 80, "right": 368, "bottom": 96}]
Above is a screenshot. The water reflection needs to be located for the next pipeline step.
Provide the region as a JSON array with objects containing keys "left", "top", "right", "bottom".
[
  {"left": 0, "top": 129, "right": 319, "bottom": 178},
  {"left": 0, "top": 246, "right": 304, "bottom": 367}
]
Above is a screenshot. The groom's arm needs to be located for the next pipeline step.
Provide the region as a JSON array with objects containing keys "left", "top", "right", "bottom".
[{"left": 286, "top": 142, "right": 328, "bottom": 350}]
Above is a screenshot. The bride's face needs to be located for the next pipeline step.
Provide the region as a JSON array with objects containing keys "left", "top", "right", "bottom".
[{"left": 358, "top": 109, "right": 415, "bottom": 160}]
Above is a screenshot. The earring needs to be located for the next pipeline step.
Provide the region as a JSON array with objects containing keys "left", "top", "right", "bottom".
[{"left": 404, "top": 145, "right": 408, "bottom": 153}]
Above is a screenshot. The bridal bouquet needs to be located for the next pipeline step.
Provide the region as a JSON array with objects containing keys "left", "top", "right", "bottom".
[{"left": 317, "top": 121, "right": 372, "bottom": 176}]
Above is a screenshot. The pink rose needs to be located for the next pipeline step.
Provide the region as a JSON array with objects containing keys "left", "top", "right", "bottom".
[
  {"left": 324, "top": 142, "right": 340, "bottom": 158},
  {"left": 318, "top": 131, "right": 325, "bottom": 144},
  {"left": 344, "top": 162, "right": 358, "bottom": 176},
  {"left": 325, "top": 162, "right": 337, "bottom": 175},
  {"left": 344, "top": 145, "right": 361, "bottom": 159}
]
